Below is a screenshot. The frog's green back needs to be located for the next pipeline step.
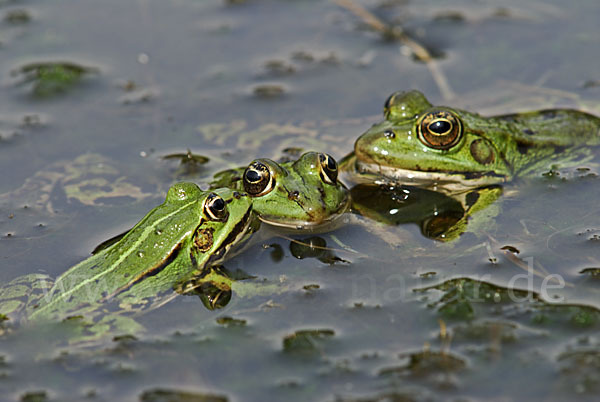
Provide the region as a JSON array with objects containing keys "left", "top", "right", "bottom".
[
  {"left": 488, "top": 109, "right": 600, "bottom": 176},
  {"left": 28, "top": 183, "right": 207, "bottom": 321}
]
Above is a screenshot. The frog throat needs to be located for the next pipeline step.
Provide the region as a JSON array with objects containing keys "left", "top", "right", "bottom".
[{"left": 257, "top": 194, "right": 351, "bottom": 230}]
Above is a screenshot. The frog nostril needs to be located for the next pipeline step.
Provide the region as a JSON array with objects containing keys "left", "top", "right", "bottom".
[
  {"left": 384, "top": 130, "right": 395, "bottom": 139},
  {"left": 288, "top": 190, "right": 300, "bottom": 200}
]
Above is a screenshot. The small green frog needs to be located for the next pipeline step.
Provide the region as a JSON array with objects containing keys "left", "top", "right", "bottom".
[
  {"left": 1, "top": 182, "right": 255, "bottom": 325},
  {"left": 343, "top": 90, "right": 600, "bottom": 190},
  {"left": 210, "top": 152, "right": 350, "bottom": 230}
]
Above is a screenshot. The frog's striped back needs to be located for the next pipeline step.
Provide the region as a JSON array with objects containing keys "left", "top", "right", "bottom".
[{"left": 29, "top": 183, "right": 207, "bottom": 321}]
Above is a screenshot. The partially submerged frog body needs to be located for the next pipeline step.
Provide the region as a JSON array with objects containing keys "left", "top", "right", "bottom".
[
  {"left": 340, "top": 90, "right": 600, "bottom": 240},
  {"left": 1, "top": 182, "right": 255, "bottom": 327},
  {"left": 345, "top": 90, "right": 600, "bottom": 191},
  {"left": 0, "top": 266, "right": 287, "bottom": 342},
  {"left": 210, "top": 152, "right": 350, "bottom": 230}
]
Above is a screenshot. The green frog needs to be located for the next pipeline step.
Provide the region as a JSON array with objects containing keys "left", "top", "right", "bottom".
[
  {"left": 343, "top": 90, "right": 600, "bottom": 191},
  {"left": 1, "top": 182, "right": 255, "bottom": 326},
  {"left": 340, "top": 90, "right": 600, "bottom": 240},
  {"left": 210, "top": 152, "right": 350, "bottom": 230}
]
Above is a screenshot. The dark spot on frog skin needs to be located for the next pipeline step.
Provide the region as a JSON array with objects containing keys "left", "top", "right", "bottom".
[
  {"left": 554, "top": 145, "right": 567, "bottom": 154},
  {"left": 211, "top": 248, "right": 226, "bottom": 261},
  {"left": 515, "top": 140, "right": 532, "bottom": 155},
  {"left": 496, "top": 114, "right": 517, "bottom": 122},
  {"left": 459, "top": 171, "right": 502, "bottom": 180},
  {"left": 522, "top": 128, "right": 535, "bottom": 135},
  {"left": 194, "top": 227, "right": 214, "bottom": 252},
  {"left": 288, "top": 190, "right": 300, "bottom": 201},
  {"left": 383, "top": 130, "right": 395, "bottom": 139},
  {"left": 465, "top": 191, "right": 480, "bottom": 208}
]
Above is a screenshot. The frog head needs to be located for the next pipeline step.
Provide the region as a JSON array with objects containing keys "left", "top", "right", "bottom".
[
  {"left": 161, "top": 183, "right": 256, "bottom": 269},
  {"left": 200, "top": 186, "right": 256, "bottom": 264},
  {"left": 241, "top": 152, "right": 350, "bottom": 229},
  {"left": 354, "top": 90, "right": 512, "bottom": 189}
]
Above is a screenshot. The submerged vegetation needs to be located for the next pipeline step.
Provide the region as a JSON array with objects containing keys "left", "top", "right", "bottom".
[{"left": 11, "top": 61, "right": 99, "bottom": 98}]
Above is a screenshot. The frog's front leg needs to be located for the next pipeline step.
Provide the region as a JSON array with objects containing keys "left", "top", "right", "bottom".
[{"left": 440, "top": 186, "right": 503, "bottom": 241}]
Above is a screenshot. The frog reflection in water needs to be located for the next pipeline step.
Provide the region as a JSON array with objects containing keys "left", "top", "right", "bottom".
[
  {"left": 211, "top": 152, "right": 350, "bottom": 230},
  {"left": 0, "top": 183, "right": 256, "bottom": 330},
  {"left": 341, "top": 90, "right": 600, "bottom": 239},
  {"left": 350, "top": 183, "right": 467, "bottom": 241}
]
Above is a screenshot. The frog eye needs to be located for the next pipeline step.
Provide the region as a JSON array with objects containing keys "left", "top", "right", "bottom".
[
  {"left": 318, "top": 153, "right": 338, "bottom": 184},
  {"left": 383, "top": 92, "right": 397, "bottom": 119},
  {"left": 417, "top": 109, "right": 463, "bottom": 150},
  {"left": 204, "top": 193, "right": 228, "bottom": 221},
  {"left": 243, "top": 161, "right": 274, "bottom": 196}
]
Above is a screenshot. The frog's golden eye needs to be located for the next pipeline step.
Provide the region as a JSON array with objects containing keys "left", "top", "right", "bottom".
[
  {"left": 318, "top": 153, "right": 338, "bottom": 185},
  {"left": 417, "top": 109, "right": 463, "bottom": 150},
  {"left": 243, "top": 161, "right": 274, "bottom": 196},
  {"left": 204, "top": 193, "right": 228, "bottom": 222}
]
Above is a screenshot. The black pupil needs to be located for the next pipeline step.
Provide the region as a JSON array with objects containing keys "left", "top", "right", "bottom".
[
  {"left": 319, "top": 154, "right": 336, "bottom": 172},
  {"left": 211, "top": 197, "right": 225, "bottom": 211},
  {"left": 245, "top": 169, "right": 261, "bottom": 183},
  {"left": 429, "top": 120, "right": 452, "bottom": 134},
  {"left": 326, "top": 155, "right": 336, "bottom": 171}
]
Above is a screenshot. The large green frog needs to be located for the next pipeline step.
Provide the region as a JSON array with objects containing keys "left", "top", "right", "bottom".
[
  {"left": 343, "top": 90, "right": 600, "bottom": 191},
  {"left": 340, "top": 90, "right": 600, "bottom": 240},
  {"left": 210, "top": 152, "right": 350, "bottom": 230},
  {"left": 1, "top": 182, "right": 255, "bottom": 325}
]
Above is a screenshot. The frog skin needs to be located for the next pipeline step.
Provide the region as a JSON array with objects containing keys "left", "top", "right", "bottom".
[
  {"left": 210, "top": 152, "right": 350, "bottom": 230},
  {"left": 21, "top": 182, "right": 255, "bottom": 323},
  {"left": 343, "top": 90, "right": 600, "bottom": 192}
]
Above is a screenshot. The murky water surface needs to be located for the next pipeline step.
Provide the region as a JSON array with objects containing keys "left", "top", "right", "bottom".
[{"left": 1, "top": 0, "right": 599, "bottom": 400}]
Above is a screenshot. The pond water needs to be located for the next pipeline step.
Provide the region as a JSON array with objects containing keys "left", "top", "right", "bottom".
[{"left": 1, "top": 0, "right": 599, "bottom": 400}]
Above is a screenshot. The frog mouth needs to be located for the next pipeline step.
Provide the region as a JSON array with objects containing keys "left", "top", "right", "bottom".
[
  {"left": 208, "top": 207, "right": 256, "bottom": 265},
  {"left": 355, "top": 160, "right": 507, "bottom": 193},
  {"left": 257, "top": 195, "right": 351, "bottom": 231}
]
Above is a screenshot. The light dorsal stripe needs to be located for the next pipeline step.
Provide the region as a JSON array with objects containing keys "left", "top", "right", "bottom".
[{"left": 32, "top": 199, "right": 197, "bottom": 316}]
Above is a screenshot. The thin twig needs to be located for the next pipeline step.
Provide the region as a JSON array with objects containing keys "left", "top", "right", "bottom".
[{"left": 333, "top": 0, "right": 454, "bottom": 100}]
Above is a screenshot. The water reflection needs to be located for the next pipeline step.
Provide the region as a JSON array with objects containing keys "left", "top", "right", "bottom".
[
  {"left": 349, "top": 183, "right": 466, "bottom": 241},
  {"left": 175, "top": 266, "right": 255, "bottom": 311},
  {"left": 289, "top": 236, "right": 347, "bottom": 265}
]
